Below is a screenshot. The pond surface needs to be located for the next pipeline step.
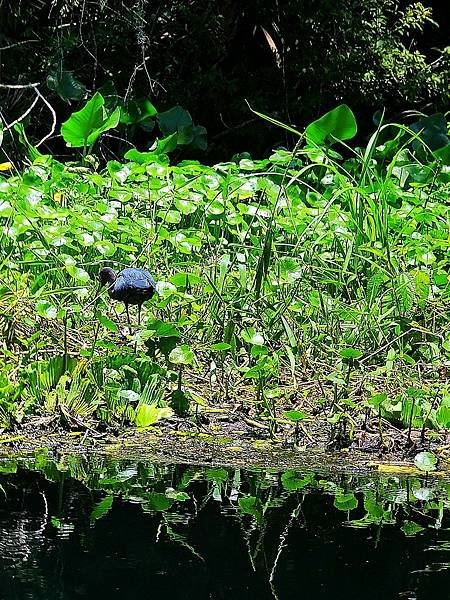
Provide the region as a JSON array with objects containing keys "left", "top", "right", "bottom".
[{"left": 0, "top": 452, "right": 449, "bottom": 600}]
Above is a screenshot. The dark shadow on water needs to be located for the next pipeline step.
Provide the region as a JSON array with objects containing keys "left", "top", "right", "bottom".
[{"left": 0, "top": 454, "right": 449, "bottom": 599}]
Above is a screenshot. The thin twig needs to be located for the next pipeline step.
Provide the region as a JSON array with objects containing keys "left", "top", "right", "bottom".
[
  {"left": 0, "top": 40, "right": 39, "bottom": 51},
  {"left": 35, "top": 89, "right": 57, "bottom": 148},
  {"left": 0, "top": 82, "right": 40, "bottom": 89}
]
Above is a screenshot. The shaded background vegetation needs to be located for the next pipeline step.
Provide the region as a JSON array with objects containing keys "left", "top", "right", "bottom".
[{"left": 0, "top": 0, "right": 449, "bottom": 161}]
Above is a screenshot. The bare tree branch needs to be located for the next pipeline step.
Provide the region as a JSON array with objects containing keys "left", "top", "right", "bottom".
[
  {"left": 35, "top": 89, "right": 57, "bottom": 148},
  {"left": 0, "top": 82, "right": 40, "bottom": 89},
  {"left": 0, "top": 40, "right": 39, "bottom": 51}
]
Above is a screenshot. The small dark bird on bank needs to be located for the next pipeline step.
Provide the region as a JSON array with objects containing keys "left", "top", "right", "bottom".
[{"left": 99, "top": 267, "right": 157, "bottom": 327}]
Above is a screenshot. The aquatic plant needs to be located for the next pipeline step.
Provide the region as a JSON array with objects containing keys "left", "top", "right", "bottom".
[{"left": 0, "top": 98, "right": 448, "bottom": 448}]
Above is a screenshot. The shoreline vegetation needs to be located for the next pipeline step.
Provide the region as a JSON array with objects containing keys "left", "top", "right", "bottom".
[{"left": 0, "top": 100, "right": 449, "bottom": 467}]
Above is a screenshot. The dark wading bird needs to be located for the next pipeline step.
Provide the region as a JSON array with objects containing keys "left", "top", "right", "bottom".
[{"left": 99, "top": 267, "right": 157, "bottom": 328}]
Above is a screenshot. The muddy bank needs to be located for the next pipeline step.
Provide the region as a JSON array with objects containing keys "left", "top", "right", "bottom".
[{"left": 1, "top": 413, "right": 449, "bottom": 476}]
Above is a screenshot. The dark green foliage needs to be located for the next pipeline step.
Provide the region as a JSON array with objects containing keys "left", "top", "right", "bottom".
[{"left": 0, "top": 1, "right": 448, "bottom": 159}]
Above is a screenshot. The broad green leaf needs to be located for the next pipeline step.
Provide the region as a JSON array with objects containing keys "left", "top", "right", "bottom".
[
  {"left": 96, "top": 312, "right": 118, "bottom": 332},
  {"left": 161, "top": 209, "right": 182, "bottom": 224},
  {"left": 165, "top": 488, "right": 190, "bottom": 501},
  {"left": 368, "top": 393, "right": 387, "bottom": 408},
  {"left": 401, "top": 521, "right": 425, "bottom": 536},
  {"left": 170, "top": 272, "right": 204, "bottom": 287},
  {"left": 413, "top": 487, "right": 433, "bottom": 501},
  {"left": 190, "top": 125, "right": 207, "bottom": 150},
  {"left": 210, "top": 343, "right": 231, "bottom": 351},
  {"left": 120, "top": 98, "right": 157, "bottom": 125},
  {"left": 411, "top": 113, "right": 449, "bottom": 152},
  {"left": 238, "top": 496, "right": 262, "bottom": 521},
  {"left": 135, "top": 404, "right": 173, "bottom": 427},
  {"left": 144, "top": 320, "right": 181, "bottom": 338},
  {"left": 107, "top": 161, "right": 131, "bottom": 184},
  {"left": 284, "top": 410, "right": 307, "bottom": 422},
  {"left": 436, "top": 403, "right": 450, "bottom": 428},
  {"left": 94, "top": 240, "right": 116, "bottom": 257},
  {"left": 433, "top": 143, "right": 450, "bottom": 165},
  {"left": 417, "top": 250, "right": 436, "bottom": 265},
  {"left": 47, "top": 68, "right": 86, "bottom": 103},
  {"left": 306, "top": 104, "right": 357, "bottom": 146},
  {"left": 151, "top": 132, "right": 178, "bottom": 155},
  {"left": 169, "top": 389, "right": 190, "bottom": 415},
  {"left": 65, "top": 265, "right": 90, "bottom": 282},
  {"left": 174, "top": 197, "right": 198, "bottom": 215},
  {"left": 119, "top": 389, "right": 140, "bottom": 403},
  {"left": 158, "top": 106, "right": 192, "bottom": 136},
  {"left": 146, "top": 492, "right": 173, "bottom": 512},
  {"left": 0, "top": 460, "right": 18, "bottom": 474},
  {"left": 155, "top": 322, "right": 181, "bottom": 338},
  {"left": 207, "top": 200, "right": 225, "bottom": 215},
  {"left": 205, "top": 468, "right": 228, "bottom": 483},
  {"left": 241, "top": 328, "right": 265, "bottom": 346},
  {"left": 13, "top": 123, "right": 42, "bottom": 160},
  {"left": 87, "top": 107, "right": 120, "bottom": 148},
  {"left": 339, "top": 348, "right": 363, "bottom": 360},
  {"left": 61, "top": 92, "right": 120, "bottom": 149},
  {"left": 123, "top": 148, "right": 168, "bottom": 165},
  {"left": 0, "top": 200, "right": 12, "bottom": 217}
]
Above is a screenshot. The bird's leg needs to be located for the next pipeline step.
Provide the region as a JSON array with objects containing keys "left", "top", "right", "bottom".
[
  {"left": 133, "top": 304, "right": 142, "bottom": 354},
  {"left": 125, "top": 303, "right": 132, "bottom": 335}
]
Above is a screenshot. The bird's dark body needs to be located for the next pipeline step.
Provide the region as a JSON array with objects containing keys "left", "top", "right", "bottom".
[
  {"left": 99, "top": 266, "right": 156, "bottom": 330},
  {"left": 108, "top": 268, "right": 157, "bottom": 305}
]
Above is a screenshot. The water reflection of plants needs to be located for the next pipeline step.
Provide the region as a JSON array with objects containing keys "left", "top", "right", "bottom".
[{"left": 1, "top": 453, "right": 448, "bottom": 579}]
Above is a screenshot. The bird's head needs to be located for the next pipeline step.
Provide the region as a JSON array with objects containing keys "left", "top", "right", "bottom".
[{"left": 99, "top": 267, "right": 117, "bottom": 288}]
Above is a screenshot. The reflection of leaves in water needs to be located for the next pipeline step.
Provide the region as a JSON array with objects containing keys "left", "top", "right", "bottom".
[
  {"left": 90, "top": 495, "right": 114, "bottom": 524},
  {"left": 145, "top": 492, "right": 173, "bottom": 512},
  {"left": 0, "top": 453, "right": 449, "bottom": 594},
  {"left": 281, "top": 470, "right": 314, "bottom": 491},
  {"left": 239, "top": 496, "right": 263, "bottom": 523},
  {"left": 334, "top": 491, "right": 358, "bottom": 511},
  {"left": 164, "top": 519, "right": 204, "bottom": 563},
  {"left": 401, "top": 521, "right": 425, "bottom": 536}
]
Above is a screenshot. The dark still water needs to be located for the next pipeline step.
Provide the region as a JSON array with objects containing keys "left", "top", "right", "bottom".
[{"left": 0, "top": 453, "right": 449, "bottom": 600}]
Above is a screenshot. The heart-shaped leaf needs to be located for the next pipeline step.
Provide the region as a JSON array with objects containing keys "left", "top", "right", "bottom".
[{"left": 306, "top": 104, "right": 357, "bottom": 147}]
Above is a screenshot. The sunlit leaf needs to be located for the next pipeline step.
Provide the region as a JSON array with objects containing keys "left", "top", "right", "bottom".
[
  {"left": 135, "top": 404, "right": 173, "bottom": 427},
  {"left": 414, "top": 451, "right": 437, "bottom": 472},
  {"left": 96, "top": 312, "right": 118, "bottom": 332},
  {"left": 36, "top": 299, "right": 58, "bottom": 320},
  {"left": 284, "top": 410, "right": 307, "bottom": 422},
  {"left": 61, "top": 92, "right": 120, "bottom": 149},
  {"left": 169, "top": 345, "right": 194, "bottom": 365},
  {"left": 306, "top": 104, "right": 357, "bottom": 146},
  {"left": 146, "top": 492, "right": 173, "bottom": 512}
]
